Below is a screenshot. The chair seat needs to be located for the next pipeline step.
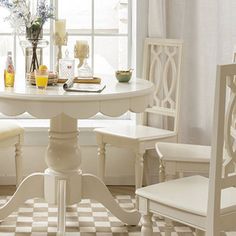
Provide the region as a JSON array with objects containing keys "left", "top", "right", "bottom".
[
  {"left": 94, "top": 125, "right": 176, "bottom": 141},
  {"left": 0, "top": 121, "right": 24, "bottom": 141},
  {"left": 156, "top": 142, "right": 211, "bottom": 162},
  {"left": 136, "top": 175, "right": 236, "bottom": 216}
]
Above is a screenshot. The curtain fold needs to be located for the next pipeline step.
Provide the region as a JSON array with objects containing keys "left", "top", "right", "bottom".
[
  {"left": 148, "top": 0, "right": 236, "bottom": 144},
  {"left": 148, "top": 0, "right": 166, "bottom": 37}
]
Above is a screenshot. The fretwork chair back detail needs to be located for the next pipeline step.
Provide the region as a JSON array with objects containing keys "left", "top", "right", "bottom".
[
  {"left": 0, "top": 121, "right": 24, "bottom": 187},
  {"left": 94, "top": 38, "right": 183, "bottom": 190},
  {"left": 142, "top": 38, "right": 182, "bottom": 133},
  {"left": 157, "top": 52, "right": 236, "bottom": 183},
  {"left": 136, "top": 63, "right": 236, "bottom": 236}
]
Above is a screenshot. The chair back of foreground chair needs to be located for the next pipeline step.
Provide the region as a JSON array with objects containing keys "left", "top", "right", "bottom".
[
  {"left": 207, "top": 63, "right": 236, "bottom": 235},
  {"left": 136, "top": 63, "right": 236, "bottom": 236}
]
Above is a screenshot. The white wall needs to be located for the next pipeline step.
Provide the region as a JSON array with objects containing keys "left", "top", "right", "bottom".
[{"left": 0, "top": 126, "right": 158, "bottom": 185}]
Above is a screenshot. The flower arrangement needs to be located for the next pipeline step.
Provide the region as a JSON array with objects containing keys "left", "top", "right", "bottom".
[
  {"left": 0, "top": 0, "right": 54, "bottom": 72},
  {"left": 0, "top": 0, "right": 54, "bottom": 36}
]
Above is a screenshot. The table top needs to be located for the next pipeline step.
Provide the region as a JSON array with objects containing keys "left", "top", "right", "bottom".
[{"left": 0, "top": 76, "right": 154, "bottom": 118}]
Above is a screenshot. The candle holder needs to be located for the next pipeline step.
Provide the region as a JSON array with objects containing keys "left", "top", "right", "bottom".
[
  {"left": 74, "top": 41, "right": 93, "bottom": 78},
  {"left": 54, "top": 32, "right": 68, "bottom": 72}
]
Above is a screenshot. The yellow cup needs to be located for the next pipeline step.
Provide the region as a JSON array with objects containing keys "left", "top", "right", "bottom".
[
  {"left": 4, "top": 70, "right": 15, "bottom": 87},
  {"left": 35, "top": 69, "right": 48, "bottom": 89}
]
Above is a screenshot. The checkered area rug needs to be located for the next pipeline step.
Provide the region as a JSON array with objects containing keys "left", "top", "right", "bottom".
[{"left": 0, "top": 195, "right": 195, "bottom": 235}]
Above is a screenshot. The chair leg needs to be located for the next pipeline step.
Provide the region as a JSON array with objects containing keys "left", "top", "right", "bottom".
[
  {"left": 15, "top": 143, "right": 23, "bottom": 187},
  {"left": 165, "top": 218, "right": 173, "bottom": 236},
  {"left": 141, "top": 213, "right": 153, "bottom": 236},
  {"left": 143, "top": 153, "right": 150, "bottom": 186},
  {"left": 159, "top": 159, "right": 165, "bottom": 182},
  {"left": 97, "top": 142, "right": 106, "bottom": 181},
  {"left": 135, "top": 151, "right": 145, "bottom": 190}
]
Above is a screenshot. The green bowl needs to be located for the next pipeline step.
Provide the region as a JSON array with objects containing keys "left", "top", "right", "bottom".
[{"left": 115, "top": 70, "right": 132, "bottom": 83}]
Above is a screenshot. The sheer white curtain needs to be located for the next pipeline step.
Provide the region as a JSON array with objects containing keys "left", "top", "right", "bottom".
[{"left": 149, "top": 0, "right": 236, "bottom": 144}]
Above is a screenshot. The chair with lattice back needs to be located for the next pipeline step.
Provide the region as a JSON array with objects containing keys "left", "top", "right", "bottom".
[
  {"left": 0, "top": 121, "right": 24, "bottom": 187},
  {"left": 94, "top": 38, "right": 183, "bottom": 189},
  {"left": 156, "top": 51, "right": 236, "bottom": 183},
  {"left": 136, "top": 63, "right": 236, "bottom": 236}
]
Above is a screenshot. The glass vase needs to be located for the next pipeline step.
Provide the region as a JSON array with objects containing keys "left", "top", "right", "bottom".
[
  {"left": 25, "top": 46, "right": 43, "bottom": 75},
  {"left": 20, "top": 38, "right": 48, "bottom": 84}
]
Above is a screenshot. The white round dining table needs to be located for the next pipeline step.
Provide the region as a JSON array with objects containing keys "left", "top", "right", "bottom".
[{"left": 0, "top": 76, "right": 154, "bottom": 235}]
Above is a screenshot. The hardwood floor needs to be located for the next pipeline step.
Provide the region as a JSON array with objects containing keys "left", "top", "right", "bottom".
[
  {"left": 0, "top": 185, "right": 16, "bottom": 196},
  {"left": 107, "top": 185, "right": 135, "bottom": 197},
  {"left": 0, "top": 185, "right": 136, "bottom": 196}
]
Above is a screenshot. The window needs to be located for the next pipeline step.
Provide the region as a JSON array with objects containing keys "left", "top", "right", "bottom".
[
  {"left": 55, "top": 0, "right": 132, "bottom": 75},
  {"left": 0, "top": 0, "right": 132, "bottom": 78},
  {"left": 0, "top": 0, "right": 133, "bottom": 121}
]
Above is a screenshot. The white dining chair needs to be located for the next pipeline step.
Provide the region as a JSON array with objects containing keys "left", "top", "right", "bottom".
[
  {"left": 156, "top": 53, "right": 236, "bottom": 183},
  {"left": 157, "top": 142, "right": 210, "bottom": 182},
  {"left": 94, "top": 38, "right": 183, "bottom": 189},
  {"left": 136, "top": 63, "right": 236, "bottom": 236},
  {"left": 0, "top": 121, "right": 24, "bottom": 187}
]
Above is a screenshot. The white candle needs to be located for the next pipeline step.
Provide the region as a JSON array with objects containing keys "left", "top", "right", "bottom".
[
  {"left": 75, "top": 40, "right": 89, "bottom": 58},
  {"left": 55, "top": 19, "right": 66, "bottom": 39}
]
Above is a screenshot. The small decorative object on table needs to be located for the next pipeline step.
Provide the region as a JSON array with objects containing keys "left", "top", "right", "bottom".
[
  {"left": 0, "top": 0, "right": 54, "bottom": 79},
  {"left": 59, "top": 50, "right": 75, "bottom": 83},
  {"left": 35, "top": 65, "right": 49, "bottom": 89},
  {"left": 54, "top": 19, "right": 68, "bottom": 72},
  {"left": 4, "top": 51, "right": 15, "bottom": 87},
  {"left": 58, "top": 76, "right": 101, "bottom": 84},
  {"left": 115, "top": 69, "right": 133, "bottom": 82},
  {"left": 27, "top": 71, "right": 58, "bottom": 86},
  {"left": 74, "top": 40, "right": 93, "bottom": 78}
]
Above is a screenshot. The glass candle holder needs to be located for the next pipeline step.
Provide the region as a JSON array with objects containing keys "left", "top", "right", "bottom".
[
  {"left": 74, "top": 40, "right": 93, "bottom": 78},
  {"left": 59, "top": 51, "right": 75, "bottom": 80}
]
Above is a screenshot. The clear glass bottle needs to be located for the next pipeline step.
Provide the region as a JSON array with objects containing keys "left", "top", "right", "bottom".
[
  {"left": 77, "top": 58, "right": 93, "bottom": 78},
  {"left": 4, "top": 51, "right": 15, "bottom": 87},
  {"left": 59, "top": 50, "right": 75, "bottom": 81}
]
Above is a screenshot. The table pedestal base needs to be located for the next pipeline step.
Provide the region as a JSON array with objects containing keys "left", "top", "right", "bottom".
[
  {"left": 0, "top": 171, "right": 140, "bottom": 234},
  {"left": 0, "top": 114, "right": 140, "bottom": 235}
]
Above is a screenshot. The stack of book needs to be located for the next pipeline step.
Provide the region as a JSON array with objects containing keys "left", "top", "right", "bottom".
[{"left": 58, "top": 77, "right": 101, "bottom": 84}]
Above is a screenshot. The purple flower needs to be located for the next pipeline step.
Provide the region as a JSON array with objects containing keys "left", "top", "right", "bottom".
[
  {"left": 0, "top": 0, "right": 54, "bottom": 34},
  {"left": 0, "top": 0, "right": 13, "bottom": 9},
  {"left": 37, "top": 0, "right": 54, "bottom": 24}
]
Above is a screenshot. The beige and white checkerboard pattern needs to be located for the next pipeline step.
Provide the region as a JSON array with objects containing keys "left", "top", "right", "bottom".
[{"left": 0, "top": 195, "right": 195, "bottom": 235}]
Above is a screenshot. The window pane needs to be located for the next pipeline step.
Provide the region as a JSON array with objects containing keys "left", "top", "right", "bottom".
[
  {"left": 42, "top": 36, "right": 50, "bottom": 70},
  {"left": 0, "top": 36, "right": 13, "bottom": 70},
  {"left": 94, "top": 0, "right": 128, "bottom": 34},
  {"left": 58, "top": 0, "right": 92, "bottom": 31},
  {"left": 16, "top": 38, "right": 25, "bottom": 79},
  {"left": 94, "top": 36, "right": 128, "bottom": 75},
  {"left": 0, "top": 9, "right": 13, "bottom": 33}
]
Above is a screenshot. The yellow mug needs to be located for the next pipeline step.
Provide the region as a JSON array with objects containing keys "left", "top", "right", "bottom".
[{"left": 35, "top": 69, "right": 48, "bottom": 89}]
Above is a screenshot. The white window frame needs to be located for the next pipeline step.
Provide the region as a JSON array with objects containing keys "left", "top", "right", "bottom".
[{"left": 48, "top": 0, "right": 133, "bottom": 73}]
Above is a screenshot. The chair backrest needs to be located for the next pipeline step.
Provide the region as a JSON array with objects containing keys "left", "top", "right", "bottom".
[
  {"left": 142, "top": 38, "right": 183, "bottom": 133},
  {"left": 207, "top": 63, "right": 236, "bottom": 235}
]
